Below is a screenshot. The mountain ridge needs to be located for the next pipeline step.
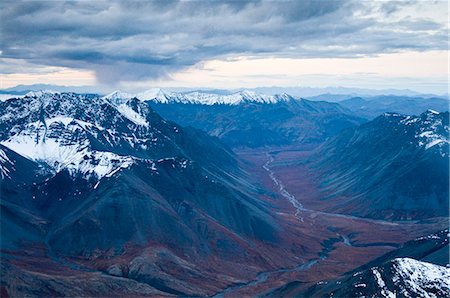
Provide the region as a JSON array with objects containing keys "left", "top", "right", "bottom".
[{"left": 308, "top": 110, "right": 449, "bottom": 220}]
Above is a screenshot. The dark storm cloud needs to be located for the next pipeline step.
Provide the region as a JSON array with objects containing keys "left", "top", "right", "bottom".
[{"left": 0, "top": 0, "right": 446, "bottom": 84}]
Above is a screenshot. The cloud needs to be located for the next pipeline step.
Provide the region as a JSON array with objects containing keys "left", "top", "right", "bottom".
[{"left": 0, "top": 0, "right": 447, "bottom": 84}]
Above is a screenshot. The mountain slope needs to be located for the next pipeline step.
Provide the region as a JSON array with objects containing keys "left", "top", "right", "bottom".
[
  {"left": 309, "top": 110, "right": 449, "bottom": 220},
  {"left": 299, "top": 230, "right": 450, "bottom": 298},
  {"left": 148, "top": 97, "right": 365, "bottom": 148},
  {"left": 0, "top": 91, "right": 277, "bottom": 246},
  {"left": 303, "top": 258, "right": 450, "bottom": 298},
  {"left": 0, "top": 92, "right": 284, "bottom": 296},
  {"left": 268, "top": 229, "right": 449, "bottom": 297},
  {"left": 102, "top": 89, "right": 366, "bottom": 147}
]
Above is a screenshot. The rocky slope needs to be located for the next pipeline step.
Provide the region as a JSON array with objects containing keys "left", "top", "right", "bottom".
[
  {"left": 102, "top": 89, "right": 366, "bottom": 148},
  {"left": 0, "top": 91, "right": 282, "bottom": 296},
  {"left": 269, "top": 229, "right": 450, "bottom": 297},
  {"left": 150, "top": 97, "right": 365, "bottom": 148},
  {"left": 309, "top": 110, "right": 449, "bottom": 220}
]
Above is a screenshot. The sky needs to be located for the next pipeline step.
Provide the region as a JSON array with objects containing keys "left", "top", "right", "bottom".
[{"left": 0, "top": 0, "right": 448, "bottom": 94}]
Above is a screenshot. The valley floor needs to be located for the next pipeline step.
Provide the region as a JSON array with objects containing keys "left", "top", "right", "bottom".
[{"left": 219, "top": 146, "right": 449, "bottom": 296}]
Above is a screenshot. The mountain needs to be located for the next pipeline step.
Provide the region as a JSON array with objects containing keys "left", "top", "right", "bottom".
[
  {"left": 273, "top": 229, "right": 450, "bottom": 298},
  {"left": 106, "top": 90, "right": 365, "bottom": 147},
  {"left": 339, "top": 95, "right": 449, "bottom": 118},
  {"left": 103, "top": 89, "right": 294, "bottom": 105},
  {"left": 0, "top": 84, "right": 108, "bottom": 95},
  {"left": 247, "top": 86, "right": 431, "bottom": 98},
  {"left": 151, "top": 99, "right": 366, "bottom": 147},
  {"left": 4, "top": 85, "right": 434, "bottom": 98},
  {"left": 309, "top": 110, "right": 449, "bottom": 220},
  {"left": 305, "top": 93, "right": 355, "bottom": 102},
  {"left": 0, "top": 91, "right": 283, "bottom": 296}
]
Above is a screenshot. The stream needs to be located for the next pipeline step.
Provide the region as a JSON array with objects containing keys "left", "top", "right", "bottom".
[
  {"left": 263, "top": 153, "right": 305, "bottom": 221},
  {"left": 212, "top": 236, "right": 343, "bottom": 298},
  {"left": 263, "top": 152, "right": 401, "bottom": 227},
  {"left": 212, "top": 153, "right": 350, "bottom": 297},
  {"left": 212, "top": 151, "right": 401, "bottom": 297}
]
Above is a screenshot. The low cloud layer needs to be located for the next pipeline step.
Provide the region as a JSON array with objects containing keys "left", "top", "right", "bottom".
[{"left": 1, "top": 0, "right": 447, "bottom": 85}]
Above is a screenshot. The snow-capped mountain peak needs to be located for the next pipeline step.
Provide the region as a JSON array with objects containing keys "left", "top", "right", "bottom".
[
  {"left": 388, "top": 110, "right": 450, "bottom": 154},
  {"left": 0, "top": 92, "right": 189, "bottom": 181},
  {"left": 102, "top": 90, "right": 134, "bottom": 102},
  {"left": 25, "top": 89, "right": 58, "bottom": 98},
  {"left": 138, "top": 88, "right": 168, "bottom": 100},
  {"left": 373, "top": 258, "right": 450, "bottom": 298},
  {"left": 103, "top": 88, "right": 296, "bottom": 105},
  {"left": 180, "top": 89, "right": 293, "bottom": 105},
  {"left": 103, "top": 88, "right": 172, "bottom": 104}
]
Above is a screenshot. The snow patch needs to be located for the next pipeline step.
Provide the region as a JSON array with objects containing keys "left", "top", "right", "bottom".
[
  {"left": 399, "top": 111, "right": 450, "bottom": 154},
  {"left": 0, "top": 148, "right": 13, "bottom": 179},
  {"left": 372, "top": 268, "right": 396, "bottom": 298},
  {"left": 116, "top": 104, "right": 149, "bottom": 127},
  {"left": 25, "top": 90, "right": 58, "bottom": 97},
  {"left": 1, "top": 132, "right": 133, "bottom": 180},
  {"left": 393, "top": 258, "right": 450, "bottom": 298},
  {"left": 425, "top": 139, "right": 446, "bottom": 149}
]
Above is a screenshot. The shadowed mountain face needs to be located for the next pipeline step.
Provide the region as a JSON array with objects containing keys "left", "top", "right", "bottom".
[
  {"left": 148, "top": 97, "right": 366, "bottom": 148},
  {"left": 0, "top": 92, "right": 279, "bottom": 252},
  {"left": 0, "top": 92, "right": 284, "bottom": 295},
  {"left": 339, "top": 95, "right": 449, "bottom": 119},
  {"left": 309, "top": 110, "right": 449, "bottom": 220},
  {"left": 271, "top": 230, "right": 450, "bottom": 298}
]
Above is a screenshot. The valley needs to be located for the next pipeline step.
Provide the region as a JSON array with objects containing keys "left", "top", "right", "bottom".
[
  {"left": 0, "top": 91, "right": 448, "bottom": 297},
  {"left": 215, "top": 146, "right": 448, "bottom": 296}
]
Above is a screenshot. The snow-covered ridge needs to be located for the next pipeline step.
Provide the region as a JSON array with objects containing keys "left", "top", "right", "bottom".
[
  {"left": 0, "top": 116, "right": 134, "bottom": 180},
  {"left": 391, "top": 258, "right": 450, "bottom": 297},
  {"left": 395, "top": 110, "right": 450, "bottom": 153},
  {"left": 103, "top": 88, "right": 173, "bottom": 104},
  {"left": 0, "top": 92, "right": 156, "bottom": 181},
  {"left": 8, "top": 88, "right": 296, "bottom": 105},
  {"left": 0, "top": 94, "right": 25, "bottom": 101},
  {"left": 103, "top": 88, "right": 296, "bottom": 105},
  {"left": 413, "top": 110, "right": 449, "bottom": 151},
  {"left": 0, "top": 92, "right": 197, "bottom": 182},
  {"left": 25, "top": 90, "right": 58, "bottom": 97},
  {"left": 0, "top": 90, "right": 58, "bottom": 102},
  {"left": 417, "top": 110, "right": 449, "bottom": 150},
  {"left": 367, "top": 258, "right": 450, "bottom": 298}
]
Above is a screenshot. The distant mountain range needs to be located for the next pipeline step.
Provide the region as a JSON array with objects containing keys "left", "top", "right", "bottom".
[
  {"left": 309, "top": 110, "right": 449, "bottom": 220},
  {"left": 2, "top": 84, "right": 446, "bottom": 98},
  {"left": 103, "top": 89, "right": 367, "bottom": 148},
  {"left": 105, "top": 88, "right": 289, "bottom": 105},
  {"left": 339, "top": 95, "right": 449, "bottom": 118},
  {"left": 148, "top": 97, "right": 366, "bottom": 148}
]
